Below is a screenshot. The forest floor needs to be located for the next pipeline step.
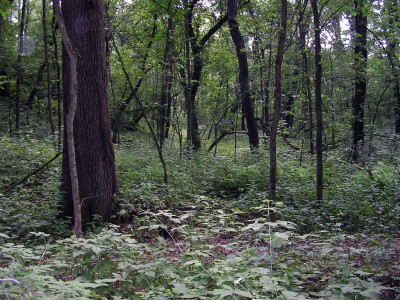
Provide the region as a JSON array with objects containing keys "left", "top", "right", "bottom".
[{"left": 0, "top": 132, "right": 399, "bottom": 299}]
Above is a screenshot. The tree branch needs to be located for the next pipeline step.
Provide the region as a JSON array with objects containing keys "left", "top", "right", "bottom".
[
  {"left": 207, "top": 131, "right": 248, "bottom": 152},
  {"left": 2, "top": 152, "right": 62, "bottom": 194}
]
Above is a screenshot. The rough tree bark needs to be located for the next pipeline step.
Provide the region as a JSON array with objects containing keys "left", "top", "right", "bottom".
[
  {"left": 60, "top": 0, "right": 117, "bottom": 226},
  {"left": 227, "top": 0, "right": 259, "bottom": 149},
  {"left": 269, "top": 0, "right": 288, "bottom": 201}
]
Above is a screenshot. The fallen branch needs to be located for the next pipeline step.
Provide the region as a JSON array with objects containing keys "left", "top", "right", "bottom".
[
  {"left": 2, "top": 151, "right": 62, "bottom": 194},
  {"left": 207, "top": 131, "right": 248, "bottom": 152},
  {"left": 282, "top": 134, "right": 300, "bottom": 151},
  {"left": 371, "top": 133, "right": 399, "bottom": 139},
  {"left": 0, "top": 278, "right": 32, "bottom": 293}
]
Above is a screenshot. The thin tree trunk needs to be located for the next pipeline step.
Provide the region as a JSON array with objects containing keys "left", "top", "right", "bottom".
[
  {"left": 43, "top": 0, "right": 55, "bottom": 134},
  {"left": 52, "top": 8, "right": 62, "bottom": 149},
  {"left": 311, "top": 0, "right": 323, "bottom": 203},
  {"left": 15, "top": 0, "right": 27, "bottom": 132},
  {"left": 26, "top": 61, "right": 45, "bottom": 110},
  {"left": 184, "top": 1, "right": 194, "bottom": 149},
  {"left": 164, "top": 86, "right": 173, "bottom": 139},
  {"left": 227, "top": 0, "right": 259, "bottom": 149},
  {"left": 54, "top": 0, "right": 81, "bottom": 237},
  {"left": 160, "top": 12, "right": 174, "bottom": 146},
  {"left": 111, "top": 17, "right": 157, "bottom": 143},
  {"left": 352, "top": 0, "right": 368, "bottom": 162},
  {"left": 182, "top": 0, "right": 228, "bottom": 149},
  {"left": 263, "top": 45, "right": 273, "bottom": 135},
  {"left": 269, "top": 0, "right": 288, "bottom": 202},
  {"left": 298, "top": 0, "right": 314, "bottom": 155},
  {"left": 113, "top": 29, "right": 168, "bottom": 184},
  {"left": 250, "top": 10, "right": 267, "bottom": 133},
  {"left": 385, "top": 0, "right": 400, "bottom": 134}
]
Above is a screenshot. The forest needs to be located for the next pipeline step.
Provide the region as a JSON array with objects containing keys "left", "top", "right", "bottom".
[{"left": 0, "top": 0, "right": 399, "bottom": 298}]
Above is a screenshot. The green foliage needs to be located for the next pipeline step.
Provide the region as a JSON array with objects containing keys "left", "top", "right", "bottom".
[
  {"left": 0, "top": 136, "right": 68, "bottom": 240},
  {"left": 2, "top": 0, "right": 400, "bottom": 296},
  {"left": 1, "top": 133, "right": 399, "bottom": 299},
  {"left": 0, "top": 209, "right": 395, "bottom": 299}
]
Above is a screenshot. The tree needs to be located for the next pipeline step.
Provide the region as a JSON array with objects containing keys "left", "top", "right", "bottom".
[
  {"left": 269, "top": 0, "right": 288, "bottom": 202},
  {"left": 297, "top": 0, "right": 314, "bottom": 155},
  {"left": 15, "top": 0, "right": 27, "bottom": 132},
  {"left": 181, "top": 0, "right": 228, "bottom": 149},
  {"left": 384, "top": 0, "right": 400, "bottom": 134},
  {"left": 110, "top": 15, "right": 158, "bottom": 144},
  {"left": 0, "top": 0, "right": 13, "bottom": 100},
  {"left": 42, "top": 0, "right": 55, "bottom": 135},
  {"left": 60, "top": 0, "right": 118, "bottom": 226},
  {"left": 227, "top": 0, "right": 259, "bottom": 149},
  {"left": 351, "top": 0, "right": 368, "bottom": 162},
  {"left": 159, "top": 9, "right": 174, "bottom": 146},
  {"left": 311, "top": 0, "right": 323, "bottom": 203}
]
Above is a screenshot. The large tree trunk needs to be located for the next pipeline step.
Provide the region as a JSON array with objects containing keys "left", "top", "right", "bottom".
[
  {"left": 351, "top": 0, "right": 368, "bottom": 162},
  {"left": 227, "top": 0, "right": 259, "bottom": 149},
  {"left": 269, "top": 0, "right": 287, "bottom": 202},
  {"left": 311, "top": 0, "right": 323, "bottom": 203},
  {"left": 61, "top": 0, "right": 117, "bottom": 225}
]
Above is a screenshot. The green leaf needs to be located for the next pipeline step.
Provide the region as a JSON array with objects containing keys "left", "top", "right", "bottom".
[
  {"left": 274, "top": 232, "right": 290, "bottom": 240},
  {"left": 91, "top": 246, "right": 102, "bottom": 255},
  {"left": 282, "top": 291, "right": 298, "bottom": 299},
  {"left": 172, "top": 282, "right": 190, "bottom": 294},
  {"left": 212, "top": 289, "right": 234, "bottom": 297},
  {"left": 271, "top": 235, "right": 284, "bottom": 248},
  {"left": 232, "top": 289, "right": 253, "bottom": 298},
  {"left": 144, "top": 270, "right": 156, "bottom": 278}
]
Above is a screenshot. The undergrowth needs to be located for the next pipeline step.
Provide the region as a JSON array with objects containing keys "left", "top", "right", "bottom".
[{"left": 0, "top": 132, "right": 399, "bottom": 299}]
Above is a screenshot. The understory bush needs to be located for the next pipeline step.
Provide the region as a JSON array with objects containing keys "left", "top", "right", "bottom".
[{"left": 0, "top": 133, "right": 399, "bottom": 299}]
